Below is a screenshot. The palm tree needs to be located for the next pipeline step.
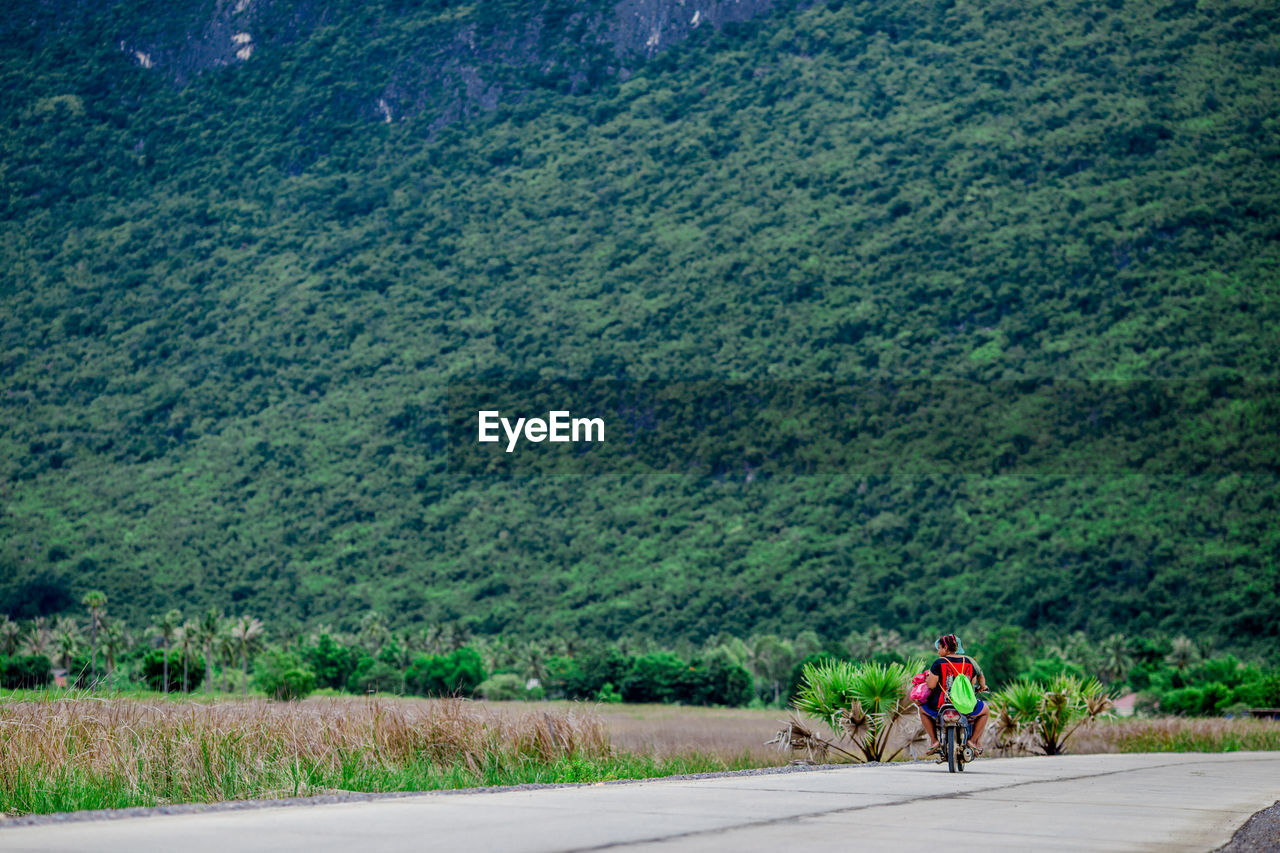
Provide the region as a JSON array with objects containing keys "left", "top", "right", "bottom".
[
  {"left": 419, "top": 624, "right": 446, "bottom": 656},
  {"left": 444, "top": 622, "right": 471, "bottom": 652},
  {"left": 1166, "top": 636, "right": 1200, "bottom": 672},
  {"left": 193, "top": 609, "right": 220, "bottom": 693},
  {"left": 0, "top": 615, "right": 21, "bottom": 657},
  {"left": 102, "top": 620, "right": 129, "bottom": 691},
  {"left": 749, "top": 634, "right": 795, "bottom": 704},
  {"left": 176, "top": 622, "right": 198, "bottom": 692},
  {"left": 52, "top": 616, "right": 83, "bottom": 674},
  {"left": 82, "top": 590, "right": 107, "bottom": 686},
  {"left": 23, "top": 617, "right": 50, "bottom": 656},
  {"left": 218, "top": 625, "right": 236, "bottom": 693},
  {"left": 147, "top": 610, "right": 182, "bottom": 694},
  {"left": 359, "top": 611, "right": 388, "bottom": 653},
  {"left": 1099, "top": 633, "right": 1132, "bottom": 684},
  {"left": 230, "top": 615, "right": 265, "bottom": 694},
  {"left": 519, "top": 640, "right": 549, "bottom": 687}
]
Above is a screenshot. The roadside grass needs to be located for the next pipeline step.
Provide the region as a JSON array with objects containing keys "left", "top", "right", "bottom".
[
  {"left": 1105, "top": 718, "right": 1280, "bottom": 753},
  {"left": 484, "top": 700, "right": 791, "bottom": 764},
  {"left": 0, "top": 695, "right": 767, "bottom": 816},
  {"left": 6, "top": 692, "right": 1273, "bottom": 817}
]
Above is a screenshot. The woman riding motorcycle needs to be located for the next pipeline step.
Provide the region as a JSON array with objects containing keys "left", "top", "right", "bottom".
[{"left": 918, "top": 633, "right": 990, "bottom": 755}]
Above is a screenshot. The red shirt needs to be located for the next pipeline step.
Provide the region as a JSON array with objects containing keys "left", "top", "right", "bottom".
[{"left": 927, "top": 654, "right": 977, "bottom": 710}]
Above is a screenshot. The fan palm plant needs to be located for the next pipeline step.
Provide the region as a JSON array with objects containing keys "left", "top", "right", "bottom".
[
  {"left": 230, "top": 615, "right": 265, "bottom": 694},
  {"left": 790, "top": 657, "right": 924, "bottom": 762},
  {"left": 991, "top": 674, "right": 1114, "bottom": 755}
]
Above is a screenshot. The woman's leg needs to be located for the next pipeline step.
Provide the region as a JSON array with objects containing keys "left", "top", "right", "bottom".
[
  {"left": 971, "top": 705, "right": 989, "bottom": 749},
  {"left": 918, "top": 706, "right": 938, "bottom": 747}
]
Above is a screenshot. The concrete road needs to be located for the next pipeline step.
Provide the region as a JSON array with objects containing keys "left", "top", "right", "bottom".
[{"left": 3, "top": 753, "right": 1278, "bottom": 852}]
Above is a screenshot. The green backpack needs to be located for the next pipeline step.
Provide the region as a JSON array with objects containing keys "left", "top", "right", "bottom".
[{"left": 942, "top": 658, "right": 979, "bottom": 714}]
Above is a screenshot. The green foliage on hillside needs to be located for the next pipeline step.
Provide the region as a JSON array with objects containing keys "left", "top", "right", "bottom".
[{"left": 1, "top": 0, "right": 1277, "bottom": 650}]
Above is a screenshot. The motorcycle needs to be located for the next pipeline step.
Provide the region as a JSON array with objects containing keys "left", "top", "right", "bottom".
[{"left": 936, "top": 700, "right": 975, "bottom": 772}]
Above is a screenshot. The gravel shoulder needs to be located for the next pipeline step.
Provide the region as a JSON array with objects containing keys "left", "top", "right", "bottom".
[{"left": 1216, "top": 799, "right": 1280, "bottom": 853}]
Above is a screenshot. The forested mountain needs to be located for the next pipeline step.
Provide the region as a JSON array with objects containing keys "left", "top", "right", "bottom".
[{"left": 2, "top": 0, "right": 1277, "bottom": 651}]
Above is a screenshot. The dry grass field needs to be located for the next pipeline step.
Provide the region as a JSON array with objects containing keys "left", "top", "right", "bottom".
[
  {"left": 0, "top": 694, "right": 741, "bottom": 816},
  {"left": 2, "top": 691, "right": 1275, "bottom": 816},
  {"left": 547, "top": 702, "right": 791, "bottom": 764},
  {"left": 504, "top": 702, "right": 1280, "bottom": 763}
]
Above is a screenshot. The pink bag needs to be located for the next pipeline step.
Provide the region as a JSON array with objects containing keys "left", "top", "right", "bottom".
[{"left": 909, "top": 671, "right": 930, "bottom": 703}]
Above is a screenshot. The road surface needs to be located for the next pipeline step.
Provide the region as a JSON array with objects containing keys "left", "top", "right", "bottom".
[{"left": 4, "top": 753, "right": 1278, "bottom": 851}]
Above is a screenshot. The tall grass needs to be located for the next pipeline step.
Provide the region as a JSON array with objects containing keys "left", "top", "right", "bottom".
[
  {"left": 0, "top": 695, "right": 757, "bottom": 816},
  {"left": 1106, "top": 718, "right": 1280, "bottom": 754}
]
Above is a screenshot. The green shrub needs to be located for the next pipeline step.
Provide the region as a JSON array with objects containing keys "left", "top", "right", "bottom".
[
  {"left": 476, "top": 672, "right": 526, "bottom": 700},
  {"left": 347, "top": 658, "right": 403, "bottom": 694},
  {"left": 1231, "top": 671, "right": 1280, "bottom": 707},
  {"left": 254, "top": 650, "right": 317, "bottom": 701},
  {"left": 680, "top": 654, "right": 753, "bottom": 707},
  {"left": 0, "top": 655, "right": 53, "bottom": 689},
  {"left": 622, "top": 652, "right": 686, "bottom": 703},
  {"left": 1160, "top": 686, "right": 1206, "bottom": 716},
  {"left": 404, "top": 647, "right": 486, "bottom": 697},
  {"left": 548, "top": 648, "right": 631, "bottom": 700},
  {"left": 304, "top": 634, "right": 360, "bottom": 690}
]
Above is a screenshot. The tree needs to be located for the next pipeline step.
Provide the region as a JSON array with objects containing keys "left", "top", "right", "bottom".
[
  {"left": 1099, "top": 633, "right": 1132, "bottom": 684},
  {"left": 0, "top": 616, "right": 20, "bottom": 657},
  {"left": 102, "top": 619, "right": 128, "bottom": 690},
  {"left": 358, "top": 611, "right": 388, "bottom": 653},
  {"left": 147, "top": 610, "right": 181, "bottom": 694},
  {"left": 254, "top": 650, "right": 316, "bottom": 700},
  {"left": 141, "top": 648, "right": 205, "bottom": 693},
  {"left": 177, "top": 621, "right": 198, "bottom": 692},
  {"left": 518, "top": 640, "right": 549, "bottom": 686},
  {"left": 22, "top": 617, "right": 50, "bottom": 657},
  {"left": 405, "top": 647, "right": 486, "bottom": 697},
  {"left": 971, "top": 626, "right": 1026, "bottom": 689},
  {"left": 305, "top": 633, "right": 359, "bottom": 689},
  {"left": 750, "top": 634, "right": 795, "bottom": 704},
  {"left": 218, "top": 625, "right": 237, "bottom": 693},
  {"left": 621, "top": 652, "right": 686, "bottom": 703},
  {"left": 1166, "top": 636, "right": 1200, "bottom": 672},
  {"left": 230, "top": 615, "right": 265, "bottom": 693},
  {"left": 193, "top": 609, "right": 220, "bottom": 693},
  {"left": 844, "top": 626, "right": 906, "bottom": 662},
  {"left": 81, "top": 590, "right": 107, "bottom": 686},
  {"left": 52, "top": 616, "right": 83, "bottom": 674}
]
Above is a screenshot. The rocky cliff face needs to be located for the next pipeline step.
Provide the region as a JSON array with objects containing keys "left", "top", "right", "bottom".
[{"left": 103, "top": 0, "right": 789, "bottom": 127}]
